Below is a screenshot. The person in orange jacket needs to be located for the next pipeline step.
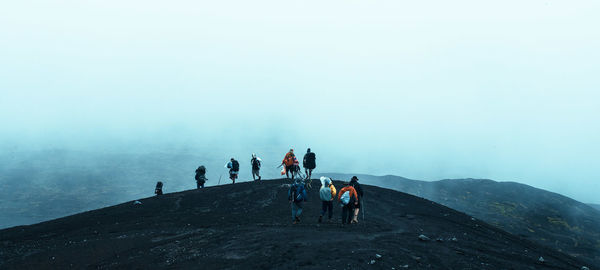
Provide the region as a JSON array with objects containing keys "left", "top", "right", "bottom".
[
  {"left": 337, "top": 181, "right": 359, "bottom": 224},
  {"left": 281, "top": 149, "right": 298, "bottom": 180}
]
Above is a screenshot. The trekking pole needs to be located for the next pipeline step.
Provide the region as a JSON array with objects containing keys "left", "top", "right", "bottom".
[
  {"left": 218, "top": 174, "right": 222, "bottom": 185},
  {"left": 362, "top": 198, "right": 366, "bottom": 225}
]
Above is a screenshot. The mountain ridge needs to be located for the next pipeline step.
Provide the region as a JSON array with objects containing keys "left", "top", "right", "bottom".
[
  {"left": 324, "top": 173, "right": 600, "bottom": 266},
  {"left": 0, "top": 179, "right": 593, "bottom": 269}
]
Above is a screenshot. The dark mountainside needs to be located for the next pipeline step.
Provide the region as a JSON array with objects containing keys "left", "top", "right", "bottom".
[
  {"left": 0, "top": 180, "right": 594, "bottom": 270},
  {"left": 325, "top": 173, "right": 600, "bottom": 266},
  {"left": 0, "top": 149, "right": 286, "bottom": 229},
  {"left": 589, "top": 204, "right": 600, "bottom": 212}
]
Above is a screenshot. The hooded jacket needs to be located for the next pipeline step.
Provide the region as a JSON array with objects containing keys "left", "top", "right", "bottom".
[{"left": 319, "top": 177, "right": 336, "bottom": 201}]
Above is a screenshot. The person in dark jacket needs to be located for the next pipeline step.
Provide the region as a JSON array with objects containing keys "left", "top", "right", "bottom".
[
  {"left": 288, "top": 179, "right": 307, "bottom": 224},
  {"left": 350, "top": 176, "right": 363, "bottom": 223},
  {"left": 195, "top": 166, "right": 207, "bottom": 189},
  {"left": 155, "top": 181, "right": 163, "bottom": 196},
  {"left": 225, "top": 158, "right": 240, "bottom": 184},
  {"left": 303, "top": 148, "right": 316, "bottom": 184},
  {"left": 251, "top": 153, "right": 262, "bottom": 181}
]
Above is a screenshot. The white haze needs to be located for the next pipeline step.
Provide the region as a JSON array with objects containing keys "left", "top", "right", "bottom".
[{"left": 1, "top": 0, "right": 599, "bottom": 204}]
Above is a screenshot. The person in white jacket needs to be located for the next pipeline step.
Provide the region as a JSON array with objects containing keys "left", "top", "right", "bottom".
[{"left": 318, "top": 176, "right": 337, "bottom": 223}]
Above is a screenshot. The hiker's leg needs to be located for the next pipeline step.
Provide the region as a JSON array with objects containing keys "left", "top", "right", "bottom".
[
  {"left": 341, "top": 206, "right": 348, "bottom": 224},
  {"left": 291, "top": 204, "right": 296, "bottom": 220},
  {"left": 327, "top": 201, "right": 333, "bottom": 219},
  {"left": 321, "top": 201, "right": 327, "bottom": 216},
  {"left": 297, "top": 203, "right": 303, "bottom": 217}
]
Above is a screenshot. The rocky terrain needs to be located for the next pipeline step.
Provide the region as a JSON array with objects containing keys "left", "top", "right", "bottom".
[
  {"left": 1, "top": 179, "right": 595, "bottom": 269},
  {"left": 325, "top": 173, "right": 600, "bottom": 266}
]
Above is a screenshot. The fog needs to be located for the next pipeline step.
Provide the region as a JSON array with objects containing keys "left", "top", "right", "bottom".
[{"left": 1, "top": 0, "right": 599, "bottom": 227}]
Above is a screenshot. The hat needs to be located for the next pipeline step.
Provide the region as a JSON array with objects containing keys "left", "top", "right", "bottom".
[
  {"left": 351, "top": 176, "right": 359, "bottom": 181},
  {"left": 307, "top": 148, "right": 311, "bottom": 152}
]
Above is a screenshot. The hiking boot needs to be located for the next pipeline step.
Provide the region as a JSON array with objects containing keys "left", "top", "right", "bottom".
[
  {"left": 258, "top": 176, "right": 261, "bottom": 181},
  {"left": 295, "top": 217, "right": 300, "bottom": 223},
  {"left": 318, "top": 216, "right": 323, "bottom": 223}
]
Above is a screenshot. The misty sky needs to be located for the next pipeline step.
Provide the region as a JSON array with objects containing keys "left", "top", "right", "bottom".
[{"left": 1, "top": 1, "right": 599, "bottom": 203}]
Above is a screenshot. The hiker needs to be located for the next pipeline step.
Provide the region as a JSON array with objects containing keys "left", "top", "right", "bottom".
[
  {"left": 349, "top": 176, "right": 364, "bottom": 223},
  {"left": 337, "top": 181, "right": 359, "bottom": 224},
  {"left": 155, "top": 181, "right": 163, "bottom": 196},
  {"left": 318, "top": 176, "right": 337, "bottom": 223},
  {"left": 225, "top": 158, "right": 240, "bottom": 184},
  {"left": 195, "top": 166, "right": 207, "bottom": 189},
  {"left": 288, "top": 179, "right": 308, "bottom": 224},
  {"left": 251, "top": 153, "right": 262, "bottom": 181},
  {"left": 282, "top": 149, "right": 298, "bottom": 180},
  {"left": 303, "top": 148, "right": 316, "bottom": 181}
]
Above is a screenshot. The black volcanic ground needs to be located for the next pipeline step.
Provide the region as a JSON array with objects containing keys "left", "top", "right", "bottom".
[
  {"left": 0, "top": 179, "right": 594, "bottom": 269},
  {"left": 325, "top": 173, "right": 600, "bottom": 266}
]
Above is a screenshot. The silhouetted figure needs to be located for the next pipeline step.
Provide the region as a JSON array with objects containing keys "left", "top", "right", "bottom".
[
  {"left": 155, "top": 181, "right": 163, "bottom": 196},
  {"left": 226, "top": 158, "right": 240, "bottom": 184},
  {"left": 251, "top": 153, "right": 262, "bottom": 181},
  {"left": 349, "top": 176, "right": 363, "bottom": 223},
  {"left": 195, "top": 166, "right": 207, "bottom": 189},
  {"left": 303, "top": 148, "right": 316, "bottom": 188}
]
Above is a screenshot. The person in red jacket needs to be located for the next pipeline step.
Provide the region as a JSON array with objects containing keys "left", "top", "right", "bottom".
[
  {"left": 337, "top": 181, "right": 359, "bottom": 224},
  {"left": 281, "top": 149, "right": 298, "bottom": 180}
]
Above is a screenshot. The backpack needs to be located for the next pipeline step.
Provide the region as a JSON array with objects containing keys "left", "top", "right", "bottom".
[
  {"left": 330, "top": 184, "right": 337, "bottom": 198},
  {"left": 284, "top": 153, "right": 295, "bottom": 166},
  {"left": 303, "top": 152, "right": 316, "bottom": 169},
  {"left": 251, "top": 158, "right": 261, "bottom": 170},
  {"left": 231, "top": 160, "right": 240, "bottom": 171},
  {"left": 290, "top": 184, "right": 306, "bottom": 203},
  {"left": 340, "top": 190, "right": 350, "bottom": 205}
]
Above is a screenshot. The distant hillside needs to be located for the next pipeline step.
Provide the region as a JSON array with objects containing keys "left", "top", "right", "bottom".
[
  {"left": 0, "top": 149, "right": 287, "bottom": 229},
  {"left": 589, "top": 204, "right": 600, "bottom": 212},
  {"left": 325, "top": 173, "right": 600, "bottom": 266},
  {"left": 0, "top": 180, "right": 593, "bottom": 269}
]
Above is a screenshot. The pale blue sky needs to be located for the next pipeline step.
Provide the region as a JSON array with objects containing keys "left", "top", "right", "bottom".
[{"left": 1, "top": 1, "right": 599, "bottom": 203}]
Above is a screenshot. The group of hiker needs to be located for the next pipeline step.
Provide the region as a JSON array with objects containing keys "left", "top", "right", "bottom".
[
  {"left": 155, "top": 147, "right": 366, "bottom": 225},
  {"left": 288, "top": 175, "right": 364, "bottom": 225},
  {"left": 191, "top": 148, "right": 317, "bottom": 188}
]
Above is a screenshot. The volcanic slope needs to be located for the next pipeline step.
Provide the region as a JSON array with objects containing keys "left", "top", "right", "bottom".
[
  {"left": 0, "top": 179, "right": 593, "bottom": 270},
  {"left": 325, "top": 173, "right": 600, "bottom": 265}
]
